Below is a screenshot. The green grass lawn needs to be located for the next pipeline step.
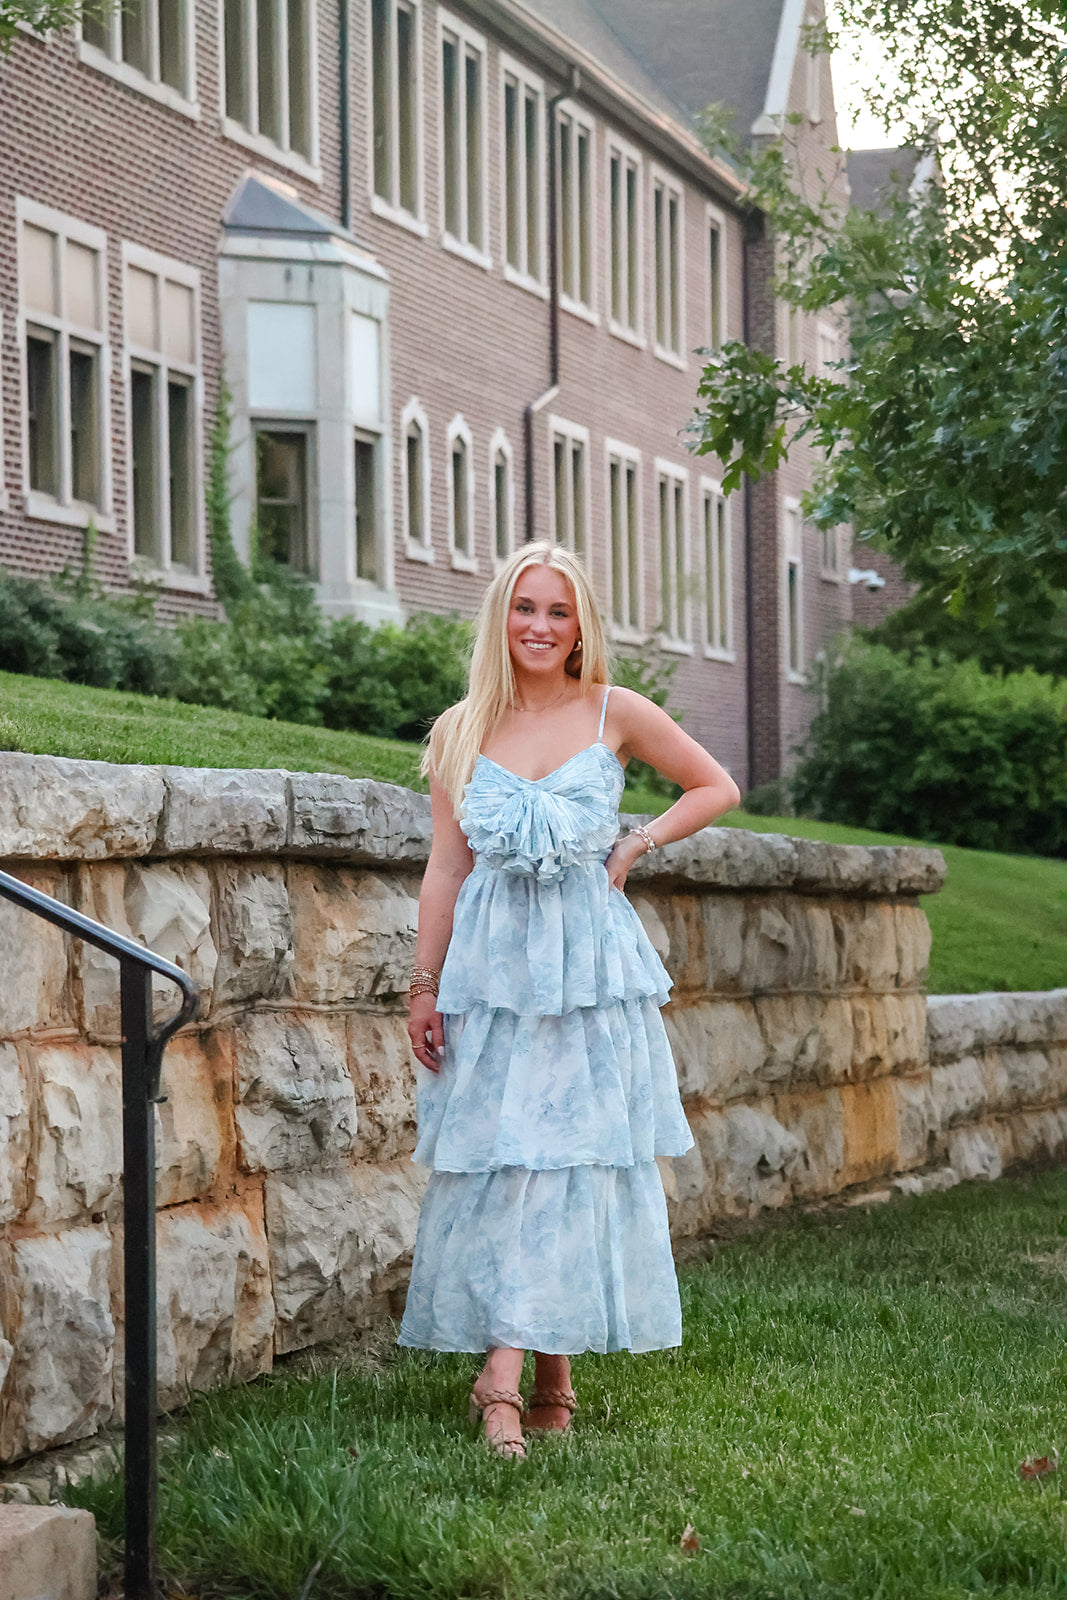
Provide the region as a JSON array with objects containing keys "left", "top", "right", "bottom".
[
  {"left": 71, "top": 1170, "right": 1067, "bottom": 1600},
  {"left": 2, "top": 670, "right": 1064, "bottom": 995}
]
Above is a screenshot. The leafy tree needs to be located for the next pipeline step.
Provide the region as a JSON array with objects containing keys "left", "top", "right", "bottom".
[
  {"left": 691, "top": 0, "right": 1067, "bottom": 627},
  {"left": 1, "top": 0, "right": 92, "bottom": 50}
]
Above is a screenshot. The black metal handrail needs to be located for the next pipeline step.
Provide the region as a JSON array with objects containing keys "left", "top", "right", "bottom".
[{"left": 0, "top": 866, "right": 200, "bottom": 1600}]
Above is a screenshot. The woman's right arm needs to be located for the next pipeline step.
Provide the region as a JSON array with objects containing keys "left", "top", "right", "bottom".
[{"left": 407, "top": 776, "right": 474, "bottom": 1074}]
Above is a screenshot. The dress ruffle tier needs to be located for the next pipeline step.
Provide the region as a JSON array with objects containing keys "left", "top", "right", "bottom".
[{"left": 398, "top": 736, "right": 693, "bottom": 1356}]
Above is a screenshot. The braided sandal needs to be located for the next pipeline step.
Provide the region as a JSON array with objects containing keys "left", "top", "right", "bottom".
[
  {"left": 468, "top": 1386, "right": 527, "bottom": 1460},
  {"left": 524, "top": 1385, "right": 577, "bottom": 1433}
]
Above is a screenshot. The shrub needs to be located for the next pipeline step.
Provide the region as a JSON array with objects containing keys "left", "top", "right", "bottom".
[
  {"left": 0, "top": 568, "right": 176, "bottom": 695},
  {"left": 321, "top": 612, "right": 472, "bottom": 740},
  {"left": 792, "top": 641, "right": 1067, "bottom": 856}
]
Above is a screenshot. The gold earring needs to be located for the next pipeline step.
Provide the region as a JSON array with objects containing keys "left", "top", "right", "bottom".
[{"left": 575, "top": 638, "right": 583, "bottom": 651}]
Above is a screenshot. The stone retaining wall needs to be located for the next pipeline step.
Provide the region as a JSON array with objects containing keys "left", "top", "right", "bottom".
[{"left": 0, "top": 754, "right": 1063, "bottom": 1464}]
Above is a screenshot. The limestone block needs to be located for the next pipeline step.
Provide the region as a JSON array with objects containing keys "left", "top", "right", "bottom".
[
  {"left": 0, "top": 1226, "right": 114, "bottom": 1460},
  {"left": 27, "top": 1042, "right": 121, "bottom": 1226},
  {"left": 930, "top": 1056, "right": 988, "bottom": 1129},
  {"left": 1008, "top": 1106, "right": 1067, "bottom": 1166},
  {"left": 160, "top": 767, "right": 288, "bottom": 855},
  {"left": 0, "top": 1503, "right": 96, "bottom": 1600},
  {"left": 924, "top": 991, "right": 1067, "bottom": 1063},
  {"left": 74, "top": 861, "right": 216, "bottom": 1037},
  {"left": 739, "top": 897, "right": 838, "bottom": 993},
  {"left": 154, "top": 1033, "right": 233, "bottom": 1208},
  {"left": 756, "top": 994, "right": 852, "bottom": 1088},
  {"left": 0, "top": 1045, "right": 29, "bottom": 1224},
  {"left": 232, "top": 1010, "right": 357, "bottom": 1173},
  {"left": 693, "top": 1100, "right": 801, "bottom": 1218},
  {"left": 655, "top": 1153, "right": 679, "bottom": 1203},
  {"left": 630, "top": 894, "right": 705, "bottom": 992},
  {"left": 997, "top": 1046, "right": 1067, "bottom": 1112},
  {"left": 266, "top": 1159, "right": 427, "bottom": 1353},
  {"left": 946, "top": 1121, "right": 1004, "bottom": 1182},
  {"left": 839, "top": 1078, "right": 899, "bottom": 1186},
  {"left": 792, "top": 839, "right": 880, "bottom": 896},
  {"left": 665, "top": 999, "right": 765, "bottom": 1102},
  {"left": 287, "top": 775, "right": 432, "bottom": 865},
  {"left": 890, "top": 1074, "right": 938, "bottom": 1170},
  {"left": 882, "top": 991, "right": 929, "bottom": 1071},
  {"left": 850, "top": 997, "right": 892, "bottom": 1080},
  {"left": 627, "top": 825, "right": 798, "bottom": 891},
  {"left": 149, "top": 1197, "right": 274, "bottom": 1411},
  {"left": 895, "top": 1166, "right": 959, "bottom": 1197},
  {"left": 0, "top": 868, "right": 73, "bottom": 1036},
  {"left": 894, "top": 903, "right": 932, "bottom": 990},
  {"left": 211, "top": 863, "right": 294, "bottom": 1009},
  {"left": 0, "top": 753, "right": 164, "bottom": 861},
  {"left": 700, "top": 894, "right": 746, "bottom": 992},
  {"left": 775, "top": 1089, "right": 844, "bottom": 1197},
  {"left": 630, "top": 895, "right": 670, "bottom": 967},
  {"left": 289, "top": 867, "right": 418, "bottom": 1002},
  {"left": 833, "top": 903, "right": 899, "bottom": 991},
  {"left": 347, "top": 1011, "right": 417, "bottom": 1163}
]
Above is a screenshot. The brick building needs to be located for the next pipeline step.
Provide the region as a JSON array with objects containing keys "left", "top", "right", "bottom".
[{"left": 0, "top": 0, "right": 864, "bottom": 787}]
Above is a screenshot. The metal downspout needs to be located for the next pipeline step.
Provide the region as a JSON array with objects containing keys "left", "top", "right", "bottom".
[
  {"left": 339, "top": 0, "right": 351, "bottom": 231},
  {"left": 742, "top": 211, "right": 757, "bottom": 792}
]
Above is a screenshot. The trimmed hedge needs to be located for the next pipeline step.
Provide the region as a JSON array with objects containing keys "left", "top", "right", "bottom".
[{"left": 792, "top": 642, "right": 1067, "bottom": 857}]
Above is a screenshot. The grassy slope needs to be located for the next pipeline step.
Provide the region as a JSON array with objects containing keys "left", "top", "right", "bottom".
[
  {"left": 71, "top": 1170, "right": 1067, "bottom": 1600},
  {"left": 2, "top": 670, "right": 1064, "bottom": 994}
]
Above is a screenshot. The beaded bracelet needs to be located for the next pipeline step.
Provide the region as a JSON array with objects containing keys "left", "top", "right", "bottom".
[
  {"left": 630, "top": 824, "right": 659, "bottom": 855},
  {"left": 409, "top": 963, "right": 441, "bottom": 999}
]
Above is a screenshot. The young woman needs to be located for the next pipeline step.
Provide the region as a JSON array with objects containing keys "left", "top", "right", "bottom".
[{"left": 399, "top": 542, "right": 741, "bottom": 1459}]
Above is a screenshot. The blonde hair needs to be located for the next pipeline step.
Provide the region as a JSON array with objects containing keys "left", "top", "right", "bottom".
[{"left": 424, "top": 542, "right": 611, "bottom": 813}]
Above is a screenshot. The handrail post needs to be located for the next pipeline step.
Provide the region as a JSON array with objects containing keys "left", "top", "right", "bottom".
[{"left": 121, "top": 960, "right": 158, "bottom": 1600}]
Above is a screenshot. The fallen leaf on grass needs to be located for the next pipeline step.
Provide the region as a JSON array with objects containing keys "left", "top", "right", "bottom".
[
  {"left": 680, "top": 1523, "right": 701, "bottom": 1553},
  {"left": 1019, "top": 1451, "right": 1059, "bottom": 1481}
]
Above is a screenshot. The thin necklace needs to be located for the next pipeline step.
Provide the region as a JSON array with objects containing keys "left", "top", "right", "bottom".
[{"left": 514, "top": 682, "right": 570, "bottom": 713}]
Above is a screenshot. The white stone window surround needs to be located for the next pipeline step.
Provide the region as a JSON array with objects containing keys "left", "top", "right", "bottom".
[
  {"left": 604, "top": 438, "right": 644, "bottom": 642},
  {"left": 655, "top": 455, "right": 692, "bottom": 654},
  {"left": 17, "top": 197, "right": 115, "bottom": 534},
  {"left": 605, "top": 128, "right": 644, "bottom": 347},
  {"left": 700, "top": 473, "right": 734, "bottom": 662},
  {"left": 555, "top": 97, "right": 598, "bottom": 324},
  {"left": 0, "top": 310, "right": 8, "bottom": 514},
  {"left": 218, "top": 0, "right": 322, "bottom": 183},
  {"left": 548, "top": 413, "right": 591, "bottom": 568},
  {"left": 446, "top": 411, "right": 476, "bottom": 571},
  {"left": 368, "top": 0, "right": 428, "bottom": 235},
  {"left": 499, "top": 52, "right": 547, "bottom": 299},
  {"left": 122, "top": 242, "right": 208, "bottom": 593},
  {"left": 705, "top": 200, "right": 727, "bottom": 358},
  {"left": 649, "top": 163, "right": 686, "bottom": 370},
  {"left": 77, "top": 1, "right": 199, "bottom": 119},
  {"left": 437, "top": 7, "right": 490, "bottom": 268},
  {"left": 819, "top": 522, "right": 844, "bottom": 582},
  {"left": 488, "top": 426, "right": 514, "bottom": 569},
  {"left": 219, "top": 233, "right": 402, "bottom": 625},
  {"left": 783, "top": 493, "right": 805, "bottom": 681},
  {"left": 401, "top": 395, "right": 433, "bottom": 563}
]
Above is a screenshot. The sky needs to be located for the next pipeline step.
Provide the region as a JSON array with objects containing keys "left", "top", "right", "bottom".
[{"left": 825, "top": 3, "right": 911, "bottom": 151}]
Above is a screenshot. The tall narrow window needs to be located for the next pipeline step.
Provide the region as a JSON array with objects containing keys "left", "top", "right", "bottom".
[
  {"left": 439, "top": 14, "right": 487, "bottom": 257},
  {"left": 401, "top": 399, "right": 431, "bottom": 560},
  {"left": 702, "top": 481, "right": 732, "bottom": 656},
  {"left": 657, "top": 463, "right": 689, "bottom": 645},
  {"left": 608, "top": 138, "right": 640, "bottom": 337},
  {"left": 785, "top": 258, "right": 803, "bottom": 366},
  {"left": 652, "top": 171, "right": 684, "bottom": 360},
  {"left": 256, "top": 428, "right": 310, "bottom": 570},
  {"left": 707, "top": 207, "right": 725, "bottom": 354},
  {"left": 784, "top": 499, "right": 804, "bottom": 677},
  {"left": 354, "top": 434, "right": 379, "bottom": 582},
  {"left": 223, "top": 0, "right": 315, "bottom": 160},
  {"left": 124, "top": 248, "right": 201, "bottom": 573},
  {"left": 550, "top": 418, "right": 588, "bottom": 558},
  {"left": 820, "top": 524, "right": 841, "bottom": 578},
  {"left": 447, "top": 415, "right": 475, "bottom": 569},
  {"left": 81, "top": 0, "right": 191, "bottom": 100},
  {"left": 502, "top": 58, "right": 544, "bottom": 287},
  {"left": 607, "top": 443, "right": 641, "bottom": 633},
  {"left": 490, "top": 431, "right": 513, "bottom": 564},
  {"left": 371, "top": 0, "right": 421, "bottom": 218},
  {"left": 20, "top": 208, "right": 109, "bottom": 518},
  {"left": 556, "top": 105, "right": 594, "bottom": 312}
]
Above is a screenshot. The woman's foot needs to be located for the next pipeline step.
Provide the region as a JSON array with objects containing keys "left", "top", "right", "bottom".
[
  {"left": 526, "top": 1353, "right": 576, "bottom": 1433},
  {"left": 471, "top": 1347, "right": 527, "bottom": 1459}
]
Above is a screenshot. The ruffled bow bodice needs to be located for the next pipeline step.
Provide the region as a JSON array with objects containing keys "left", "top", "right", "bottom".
[{"left": 461, "top": 742, "right": 625, "bottom": 880}]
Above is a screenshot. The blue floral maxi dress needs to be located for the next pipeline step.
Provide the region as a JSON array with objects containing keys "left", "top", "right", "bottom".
[{"left": 398, "top": 688, "right": 695, "bottom": 1354}]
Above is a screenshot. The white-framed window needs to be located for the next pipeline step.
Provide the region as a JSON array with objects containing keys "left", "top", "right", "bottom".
[
  {"left": 501, "top": 55, "right": 545, "bottom": 293},
  {"left": 401, "top": 397, "right": 432, "bottom": 562},
  {"left": 447, "top": 413, "right": 475, "bottom": 570},
  {"left": 816, "top": 319, "right": 840, "bottom": 375},
  {"left": 807, "top": 34, "right": 822, "bottom": 124},
  {"left": 123, "top": 244, "right": 203, "bottom": 581},
  {"left": 784, "top": 496, "right": 804, "bottom": 680},
  {"left": 607, "top": 133, "right": 642, "bottom": 342},
  {"left": 222, "top": 0, "right": 318, "bottom": 172},
  {"left": 820, "top": 524, "right": 843, "bottom": 580},
  {"left": 439, "top": 9, "right": 488, "bottom": 263},
  {"left": 785, "top": 257, "right": 803, "bottom": 367},
  {"left": 651, "top": 167, "right": 684, "bottom": 365},
  {"left": 706, "top": 203, "right": 726, "bottom": 355},
  {"left": 605, "top": 440, "right": 642, "bottom": 638},
  {"left": 549, "top": 415, "right": 589, "bottom": 560},
  {"left": 656, "top": 459, "right": 690, "bottom": 649},
  {"left": 489, "top": 428, "right": 514, "bottom": 567},
  {"left": 18, "top": 200, "right": 113, "bottom": 530},
  {"left": 254, "top": 422, "right": 315, "bottom": 571},
  {"left": 353, "top": 428, "right": 383, "bottom": 582},
  {"left": 556, "top": 100, "right": 595, "bottom": 318},
  {"left": 701, "top": 477, "right": 733, "bottom": 659},
  {"left": 80, "top": 0, "right": 197, "bottom": 114},
  {"left": 370, "top": 0, "right": 424, "bottom": 228}
]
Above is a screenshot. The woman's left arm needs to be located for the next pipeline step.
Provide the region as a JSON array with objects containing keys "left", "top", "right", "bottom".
[{"left": 604, "top": 687, "right": 742, "bottom": 891}]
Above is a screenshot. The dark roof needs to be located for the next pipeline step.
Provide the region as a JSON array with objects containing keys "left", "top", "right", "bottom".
[
  {"left": 518, "top": 0, "right": 693, "bottom": 126},
  {"left": 846, "top": 148, "right": 920, "bottom": 213},
  {"left": 586, "top": 0, "right": 785, "bottom": 140},
  {"left": 223, "top": 173, "right": 356, "bottom": 240}
]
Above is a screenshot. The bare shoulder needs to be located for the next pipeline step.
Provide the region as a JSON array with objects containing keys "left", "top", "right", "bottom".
[{"left": 604, "top": 684, "right": 673, "bottom": 741}]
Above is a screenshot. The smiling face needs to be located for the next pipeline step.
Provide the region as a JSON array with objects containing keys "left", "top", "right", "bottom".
[{"left": 506, "top": 562, "right": 580, "bottom": 679}]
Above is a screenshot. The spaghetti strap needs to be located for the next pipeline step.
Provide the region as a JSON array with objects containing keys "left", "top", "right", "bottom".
[{"left": 597, "top": 685, "right": 612, "bottom": 742}]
